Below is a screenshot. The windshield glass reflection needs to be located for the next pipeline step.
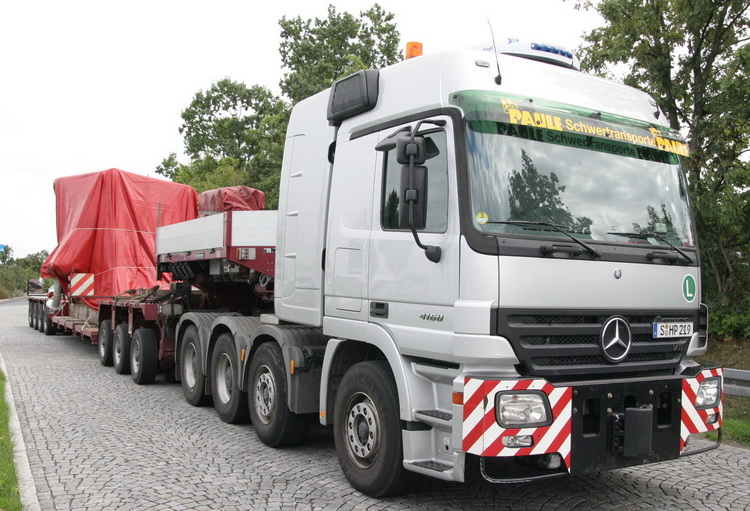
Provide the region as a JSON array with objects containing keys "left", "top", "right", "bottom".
[{"left": 466, "top": 120, "right": 695, "bottom": 248}]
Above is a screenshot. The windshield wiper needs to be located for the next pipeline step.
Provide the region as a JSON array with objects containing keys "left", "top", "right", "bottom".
[
  {"left": 607, "top": 231, "right": 693, "bottom": 264},
  {"left": 488, "top": 220, "right": 601, "bottom": 258}
]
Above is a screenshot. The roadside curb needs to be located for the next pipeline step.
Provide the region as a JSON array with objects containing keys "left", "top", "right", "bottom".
[{"left": 0, "top": 352, "right": 41, "bottom": 511}]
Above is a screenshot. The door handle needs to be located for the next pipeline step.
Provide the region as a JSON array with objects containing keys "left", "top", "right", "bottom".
[{"left": 370, "top": 302, "right": 389, "bottom": 318}]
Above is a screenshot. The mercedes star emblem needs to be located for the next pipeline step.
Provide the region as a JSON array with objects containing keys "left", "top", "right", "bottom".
[{"left": 600, "top": 316, "right": 632, "bottom": 363}]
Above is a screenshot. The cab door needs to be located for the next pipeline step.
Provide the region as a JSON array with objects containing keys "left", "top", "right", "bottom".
[{"left": 367, "top": 117, "right": 460, "bottom": 358}]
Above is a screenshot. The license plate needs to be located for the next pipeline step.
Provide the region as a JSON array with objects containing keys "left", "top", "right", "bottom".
[{"left": 652, "top": 322, "right": 693, "bottom": 338}]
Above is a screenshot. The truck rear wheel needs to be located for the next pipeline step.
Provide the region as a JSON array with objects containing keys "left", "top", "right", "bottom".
[
  {"left": 113, "top": 324, "right": 131, "bottom": 374},
  {"left": 131, "top": 328, "right": 158, "bottom": 385},
  {"left": 28, "top": 301, "right": 35, "bottom": 328},
  {"left": 211, "top": 333, "right": 249, "bottom": 424},
  {"left": 180, "top": 326, "right": 211, "bottom": 406},
  {"left": 334, "top": 360, "right": 416, "bottom": 498},
  {"left": 98, "top": 320, "right": 114, "bottom": 366},
  {"left": 248, "top": 342, "right": 312, "bottom": 447}
]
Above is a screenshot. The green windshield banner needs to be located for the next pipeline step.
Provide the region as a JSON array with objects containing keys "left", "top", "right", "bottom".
[{"left": 451, "top": 91, "right": 690, "bottom": 157}]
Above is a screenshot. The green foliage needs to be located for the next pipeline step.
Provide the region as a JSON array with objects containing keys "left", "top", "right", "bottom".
[
  {"left": 158, "top": 4, "right": 400, "bottom": 210},
  {"left": 0, "top": 247, "right": 50, "bottom": 298},
  {"left": 576, "top": 0, "right": 750, "bottom": 336},
  {"left": 279, "top": 3, "right": 400, "bottom": 104},
  {"left": 179, "top": 79, "right": 285, "bottom": 167},
  {"left": 0, "top": 372, "right": 22, "bottom": 511}
]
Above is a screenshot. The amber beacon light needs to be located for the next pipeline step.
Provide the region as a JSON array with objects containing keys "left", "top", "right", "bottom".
[{"left": 405, "top": 41, "right": 423, "bottom": 59}]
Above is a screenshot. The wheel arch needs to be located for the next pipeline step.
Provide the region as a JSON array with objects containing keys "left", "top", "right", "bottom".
[{"left": 320, "top": 322, "right": 413, "bottom": 426}]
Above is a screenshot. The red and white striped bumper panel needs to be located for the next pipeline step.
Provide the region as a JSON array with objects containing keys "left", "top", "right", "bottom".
[
  {"left": 680, "top": 368, "right": 723, "bottom": 451},
  {"left": 462, "top": 378, "right": 573, "bottom": 471}
]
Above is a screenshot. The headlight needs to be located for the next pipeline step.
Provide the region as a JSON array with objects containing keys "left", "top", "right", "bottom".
[
  {"left": 495, "top": 391, "right": 552, "bottom": 428},
  {"left": 695, "top": 377, "right": 721, "bottom": 409}
]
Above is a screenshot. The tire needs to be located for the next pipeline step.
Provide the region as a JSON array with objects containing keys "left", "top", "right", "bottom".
[
  {"left": 43, "top": 310, "right": 56, "bottom": 336},
  {"left": 113, "top": 324, "right": 131, "bottom": 374},
  {"left": 248, "top": 342, "right": 313, "bottom": 447},
  {"left": 211, "top": 333, "right": 250, "bottom": 424},
  {"left": 36, "top": 302, "right": 45, "bottom": 332},
  {"left": 98, "top": 320, "right": 114, "bottom": 366},
  {"left": 334, "top": 360, "right": 417, "bottom": 498},
  {"left": 131, "top": 328, "right": 159, "bottom": 385},
  {"left": 180, "top": 326, "right": 211, "bottom": 406},
  {"left": 28, "top": 301, "right": 34, "bottom": 328}
]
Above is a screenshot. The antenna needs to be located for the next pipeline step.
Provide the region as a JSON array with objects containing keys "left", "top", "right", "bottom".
[{"left": 486, "top": 17, "right": 502, "bottom": 85}]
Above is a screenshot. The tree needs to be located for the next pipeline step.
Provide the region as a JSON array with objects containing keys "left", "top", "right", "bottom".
[
  {"left": 158, "top": 4, "right": 400, "bottom": 209},
  {"left": 0, "top": 245, "right": 13, "bottom": 266},
  {"left": 0, "top": 248, "right": 49, "bottom": 298},
  {"left": 574, "top": 0, "right": 750, "bottom": 336},
  {"left": 278, "top": 4, "right": 400, "bottom": 104},
  {"left": 508, "top": 150, "right": 593, "bottom": 233},
  {"left": 156, "top": 79, "right": 288, "bottom": 202}
]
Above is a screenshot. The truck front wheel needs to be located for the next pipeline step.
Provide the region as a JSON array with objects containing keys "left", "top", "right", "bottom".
[
  {"left": 131, "top": 328, "right": 158, "bottom": 385},
  {"left": 211, "top": 333, "right": 249, "bottom": 423},
  {"left": 113, "top": 324, "right": 131, "bottom": 374},
  {"left": 248, "top": 342, "right": 312, "bottom": 447},
  {"left": 334, "top": 361, "right": 416, "bottom": 497},
  {"left": 180, "top": 326, "right": 211, "bottom": 406}
]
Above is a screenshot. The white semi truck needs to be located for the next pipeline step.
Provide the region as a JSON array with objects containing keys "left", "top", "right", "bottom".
[{"left": 32, "top": 40, "right": 723, "bottom": 497}]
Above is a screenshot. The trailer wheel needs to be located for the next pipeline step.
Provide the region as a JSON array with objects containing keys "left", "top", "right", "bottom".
[
  {"left": 98, "top": 320, "right": 114, "bottom": 366},
  {"left": 36, "top": 302, "right": 47, "bottom": 332},
  {"left": 43, "top": 309, "right": 56, "bottom": 336},
  {"left": 334, "top": 361, "right": 416, "bottom": 498},
  {"left": 28, "top": 301, "right": 34, "bottom": 328},
  {"left": 180, "top": 326, "right": 211, "bottom": 406},
  {"left": 131, "top": 328, "right": 158, "bottom": 385},
  {"left": 248, "top": 342, "right": 312, "bottom": 447},
  {"left": 113, "top": 324, "right": 131, "bottom": 374},
  {"left": 36, "top": 302, "right": 45, "bottom": 332},
  {"left": 211, "top": 333, "right": 250, "bottom": 424}
]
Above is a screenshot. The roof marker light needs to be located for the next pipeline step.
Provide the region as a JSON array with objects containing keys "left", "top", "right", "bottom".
[{"left": 406, "top": 41, "right": 423, "bottom": 60}]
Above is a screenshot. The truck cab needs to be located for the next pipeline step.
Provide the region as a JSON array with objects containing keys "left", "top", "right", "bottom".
[{"left": 274, "top": 43, "right": 721, "bottom": 494}]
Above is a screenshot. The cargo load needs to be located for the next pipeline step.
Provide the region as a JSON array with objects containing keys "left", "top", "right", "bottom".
[{"left": 41, "top": 168, "right": 198, "bottom": 308}]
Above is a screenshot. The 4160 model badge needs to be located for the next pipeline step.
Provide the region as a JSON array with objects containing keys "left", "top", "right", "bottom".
[{"left": 420, "top": 313, "right": 444, "bottom": 322}]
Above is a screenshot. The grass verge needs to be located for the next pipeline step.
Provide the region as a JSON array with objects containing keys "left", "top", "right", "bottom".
[
  {"left": 0, "top": 370, "right": 22, "bottom": 511},
  {"left": 698, "top": 338, "right": 750, "bottom": 446}
]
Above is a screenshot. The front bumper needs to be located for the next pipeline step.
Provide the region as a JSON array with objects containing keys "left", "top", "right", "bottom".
[{"left": 461, "top": 368, "right": 722, "bottom": 478}]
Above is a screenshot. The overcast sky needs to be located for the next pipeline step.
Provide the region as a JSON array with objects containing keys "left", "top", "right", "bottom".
[{"left": 0, "top": 0, "right": 602, "bottom": 258}]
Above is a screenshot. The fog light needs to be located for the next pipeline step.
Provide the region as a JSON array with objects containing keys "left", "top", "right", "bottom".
[
  {"left": 539, "top": 453, "right": 562, "bottom": 469},
  {"left": 495, "top": 390, "right": 553, "bottom": 428},
  {"left": 695, "top": 377, "right": 721, "bottom": 409},
  {"left": 501, "top": 435, "right": 533, "bottom": 448},
  {"left": 705, "top": 413, "right": 718, "bottom": 425}
]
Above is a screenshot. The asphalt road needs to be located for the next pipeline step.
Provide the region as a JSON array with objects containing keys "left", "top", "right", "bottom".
[{"left": 1, "top": 297, "right": 749, "bottom": 510}]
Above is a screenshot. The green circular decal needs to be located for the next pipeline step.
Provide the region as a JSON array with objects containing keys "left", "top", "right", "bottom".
[{"left": 682, "top": 274, "right": 696, "bottom": 302}]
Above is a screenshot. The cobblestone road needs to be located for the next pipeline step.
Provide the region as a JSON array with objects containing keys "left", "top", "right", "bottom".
[{"left": 2, "top": 298, "right": 749, "bottom": 510}]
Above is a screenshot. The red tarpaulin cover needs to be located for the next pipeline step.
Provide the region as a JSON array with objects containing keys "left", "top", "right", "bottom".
[
  {"left": 41, "top": 168, "right": 198, "bottom": 309},
  {"left": 198, "top": 185, "right": 265, "bottom": 214}
]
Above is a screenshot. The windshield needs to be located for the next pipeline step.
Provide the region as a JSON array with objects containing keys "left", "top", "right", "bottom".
[{"left": 453, "top": 91, "right": 695, "bottom": 249}]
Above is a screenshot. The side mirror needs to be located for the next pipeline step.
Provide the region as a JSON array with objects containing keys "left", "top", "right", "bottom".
[
  {"left": 399, "top": 165, "right": 427, "bottom": 230},
  {"left": 396, "top": 136, "right": 427, "bottom": 165}
]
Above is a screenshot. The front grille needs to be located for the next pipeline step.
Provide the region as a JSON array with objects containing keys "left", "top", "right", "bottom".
[{"left": 498, "top": 309, "right": 695, "bottom": 379}]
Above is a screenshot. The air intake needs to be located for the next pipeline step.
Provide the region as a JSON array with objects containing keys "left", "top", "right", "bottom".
[{"left": 327, "top": 70, "right": 379, "bottom": 124}]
